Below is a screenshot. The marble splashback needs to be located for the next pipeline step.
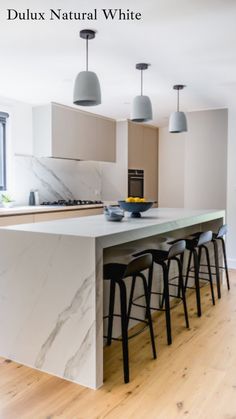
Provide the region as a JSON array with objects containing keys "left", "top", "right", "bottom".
[{"left": 12, "top": 155, "right": 102, "bottom": 205}]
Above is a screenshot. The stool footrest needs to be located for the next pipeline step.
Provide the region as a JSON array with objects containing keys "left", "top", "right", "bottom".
[
  {"left": 184, "top": 274, "right": 211, "bottom": 283},
  {"left": 104, "top": 313, "right": 149, "bottom": 341}
]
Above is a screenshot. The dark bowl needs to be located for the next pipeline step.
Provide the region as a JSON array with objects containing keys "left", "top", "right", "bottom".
[{"left": 118, "top": 201, "right": 154, "bottom": 218}]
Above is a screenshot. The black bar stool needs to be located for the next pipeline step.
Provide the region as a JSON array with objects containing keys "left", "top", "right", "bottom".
[
  {"left": 213, "top": 224, "right": 230, "bottom": 296},
  {"left": 182, "top": 231, "right": 215, "bottom": 317},
  {"left": 133, "top": 240, "right": 189, "bottom": 346},
  {"left": 103, "top": 253, "right": 157, "bottom": 384},
  {"left": 191, "top": 224, "right": 230, "bottom": 299}
]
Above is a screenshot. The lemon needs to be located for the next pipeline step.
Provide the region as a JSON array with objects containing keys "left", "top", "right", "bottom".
[
  {"left": 140, "top": 198, "right": 146, "bottom": 202},
  {"left": 125, "top": 197, "right": 135, "bottom": 202}
]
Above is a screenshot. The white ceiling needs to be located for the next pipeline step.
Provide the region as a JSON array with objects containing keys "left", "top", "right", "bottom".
[{"left": 0, "top": 0, "right": 236, "bottom": 125}]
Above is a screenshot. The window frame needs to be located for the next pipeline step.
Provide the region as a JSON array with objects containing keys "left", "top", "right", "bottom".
[{"left": 0, "top": 112, "right": 9, "bottom": 191}]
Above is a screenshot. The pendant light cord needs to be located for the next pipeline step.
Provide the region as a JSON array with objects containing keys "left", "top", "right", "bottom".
[
  {"left": 177, "top": 88, "right": 179, "bottom": 112},
  {"left": 141, "top": 69, "right": 143, "bottom": 96},
  {"left": 86, "top": 36, "right": 89, "bottom": 71}
]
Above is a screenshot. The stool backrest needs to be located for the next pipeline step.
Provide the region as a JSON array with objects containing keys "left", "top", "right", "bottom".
[
  {"left": 124, "top": 253, "right": 152, "bottom": 278},
  {"left": 168, "top": 240, "right": 186, "bottom": 259},
  {"left": 217, "top": 224, "right": 227, "bottom": 238},
  {"left": 197, "top": 231, "right": 213, "bottom": 246}
]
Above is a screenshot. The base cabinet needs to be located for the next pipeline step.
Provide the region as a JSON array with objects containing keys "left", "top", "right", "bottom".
[
  {"left": 0, "top": 208, "right": 103, "bottom": 226},
  {"left": 0, "top": 215, "right": 35, "bottom": 227}
]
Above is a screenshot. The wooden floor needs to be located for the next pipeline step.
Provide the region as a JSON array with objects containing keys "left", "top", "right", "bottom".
[{"left": 1, "top": 272, "right": 236, "bottom": 419}]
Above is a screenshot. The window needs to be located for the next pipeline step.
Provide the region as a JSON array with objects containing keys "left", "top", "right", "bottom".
[{"left": 0, "top": 112, "right": 9, "bottom": 191}]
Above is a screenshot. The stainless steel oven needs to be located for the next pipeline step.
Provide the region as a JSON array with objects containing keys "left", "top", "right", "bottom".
[{"left": 128, "top": 169, "right": 144, "bottom": 197}]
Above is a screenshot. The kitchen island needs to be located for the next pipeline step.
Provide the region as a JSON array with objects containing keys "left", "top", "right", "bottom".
[{"left": 0, "top": 208, "right": 225, "bottom": 389}]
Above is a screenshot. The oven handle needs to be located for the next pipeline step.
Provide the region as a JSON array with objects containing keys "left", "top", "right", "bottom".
[{"left": 129, "top": 176, "right": 144, "bottom": 180}]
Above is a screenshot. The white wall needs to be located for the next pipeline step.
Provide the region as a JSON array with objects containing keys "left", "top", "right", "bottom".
[
  {"left": 158, "top": 128, "right": 186, "bottom": 207},
  {"left": 184, "top": 109, "right": 227, "bottom": 209},
  {"left": 159, "top": 109, "right": 228, "bottom": 210},
  {"left": 226, "top": 106, "right": 236, "bottom": 268}
]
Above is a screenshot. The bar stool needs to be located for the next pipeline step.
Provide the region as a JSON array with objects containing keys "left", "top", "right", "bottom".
[
  {"left": 103, "top": 253, "right": 157, "bottom": 384},
  {"left": 181, "top": 231, "right": 215, "bottom": 317},
  {"left": 133, "top": 240, "right": 189, "bottom": 346},
  {"left": 191, "top": 225, "right": 230, "bottom": 299},
  {"left": 213, "top": 224, "right": 230, "bottom": 296}
]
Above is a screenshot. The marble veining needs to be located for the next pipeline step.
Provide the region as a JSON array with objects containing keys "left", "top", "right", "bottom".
[
  {"left": 64, "top": 322, "right": 94, "bottom": 381},
  {"left": 12, "top": 155, "right": 102, "bottom": 204},
  {"left": 35, "top": 271, "right": 94, "bottom": 370}
]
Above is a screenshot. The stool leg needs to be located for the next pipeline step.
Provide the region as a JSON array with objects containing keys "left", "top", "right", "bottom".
[
  {"left": 220, "top": 238, "right": 230, "bottom": 290},
  {"left": 127, "top": 276, "right": 136, "bottom": 322},
  {"left": 193, "top": 249, "right": 201, "bottom": 317},
  {"left": 146, "top": 261, "right": 154, "bottom": 318},
  {"left": 177, "top": 258, "right": 189, "bottom": 329},
  {"left": 140, "top": 273, "right": 157, "bottom": 359},
  {"left": 213, "top": 239, "right": 221, "bottom": 299},
  {"left": 198, "top": 246, "right": 202, "bottom": 266},
  {"left": 204, "top": 245, "right": 215, "bottom": 305},
  {"left": 162, "top": 263, "right": 172, "bottom": 345},
  {"left": 185, "top": 250, "right": 193, "bottom": 290},
  {"left": 107, "top": 280, "right": 116, "bottom": 346},
  {"left": 118, "top": 280, "right": 129, "bottom": 383},
  {"left": 160, "top": 260, "right": 170, "bottom": 309},
  {"left": 178, "top": 253, "right": 184, "bottom": 298}
]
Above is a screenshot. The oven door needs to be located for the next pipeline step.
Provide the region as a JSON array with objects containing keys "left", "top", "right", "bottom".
[{"left": 128, "top": 170, "right": 144, "bottom": 198}]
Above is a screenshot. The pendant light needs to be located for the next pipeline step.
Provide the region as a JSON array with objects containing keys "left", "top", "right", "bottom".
[
  {"left": 73, "top": 29, "right": 101, "bottom": 106},
  {"left": 131, "top": 63, "right": 153, "bottom": 122},
  {"left": 169, "top": 85, "right": 187, "bottom": 133}
]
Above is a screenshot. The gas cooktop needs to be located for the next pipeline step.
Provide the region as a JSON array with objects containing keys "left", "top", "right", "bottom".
[{"left": 41, "top": 199, "right": 103, "bottom": 207}]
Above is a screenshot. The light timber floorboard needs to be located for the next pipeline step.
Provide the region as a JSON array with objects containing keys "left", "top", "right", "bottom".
[{"left": 0, "top": 271, "right": 236, "bottom": 419}]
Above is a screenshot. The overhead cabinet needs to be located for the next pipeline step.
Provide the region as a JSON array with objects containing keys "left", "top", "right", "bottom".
[{"left": 33, "top": 102, "right": 116, "bottom": 162}]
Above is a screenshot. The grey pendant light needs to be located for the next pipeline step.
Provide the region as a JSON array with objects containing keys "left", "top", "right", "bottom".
[
  {"left": 131, "top": 63, "right": 153, "bottom": 122},
  {"left": 73, "top": 29, "right": 101, "bottom": 106},
  {"left": 169, "top": 85, "right": 187, "bottom": 133}
]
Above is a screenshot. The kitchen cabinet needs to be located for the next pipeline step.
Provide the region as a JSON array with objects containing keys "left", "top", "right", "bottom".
[
  {"left": 128, "top": 123, "right": 144, "bottom": 169},
  {"left": 0, "top": 214, "right": 35, "bottom": 226},
  {"left": 0, "top": 208, "right": 103, "bottom": 226},
  {"left": 33, "top": 102, "right": 116, "bottom": 162},
  {"left": 34, "top": 208, "right": 103, "bottom": 222},
  {"left": 128, "top": 122, "right": 158, "bottom": 204}
]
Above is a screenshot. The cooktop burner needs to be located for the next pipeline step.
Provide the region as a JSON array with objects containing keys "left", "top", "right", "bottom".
[{"left": 41, "top": 199, "right": 103, "bottom": 207}]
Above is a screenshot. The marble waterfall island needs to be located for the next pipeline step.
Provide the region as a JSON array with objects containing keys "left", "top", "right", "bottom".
[{"left": 0, "top": 208, "right": 225, "bottom": 389}]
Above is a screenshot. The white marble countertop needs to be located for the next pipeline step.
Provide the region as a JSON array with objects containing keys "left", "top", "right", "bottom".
[{"left": 4, "top": 208, "right": 225, "bottom": 240}]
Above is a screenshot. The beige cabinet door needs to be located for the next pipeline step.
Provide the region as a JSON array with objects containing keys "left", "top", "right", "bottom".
[
  {"left": 0, "top": 215, "right": 35, "bottom": 226},
  {"left": 52, "top": 104, "right": 94, "bottom": 160},
  {"left": 96, "top": 117, "right": 116, "bottom": 162},
  {"left": 51, "top": 103, "right": 116, "bottom": 162},
  {"left": 34, "top": 208, "right": 103, "bottom": 223},
  {"left": 128, "top": 122, "right": 144, "bottom": 169},
  {"left": 143, "top": 127, "right": 158, "bottom": 203}
]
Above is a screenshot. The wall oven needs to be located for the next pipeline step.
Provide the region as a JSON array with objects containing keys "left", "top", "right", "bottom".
[{"left": 128, "top": 169, "right": 144, "bottom": 198}]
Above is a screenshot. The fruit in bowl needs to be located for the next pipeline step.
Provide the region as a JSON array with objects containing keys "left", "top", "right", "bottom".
[
  {"left": 119, "top": 198, "right": 153, "bottom": 218},
  {"left": 125, "top": 197, "right": 146, "bottom": 203}
]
